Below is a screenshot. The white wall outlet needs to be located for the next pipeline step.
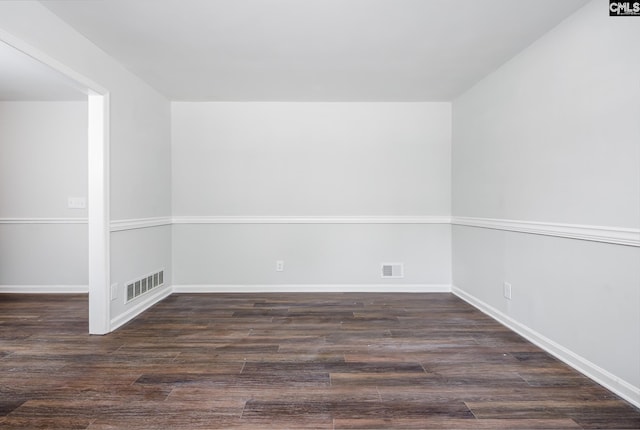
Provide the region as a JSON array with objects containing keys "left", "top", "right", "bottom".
[
  {"left": 276, "top": 260, "right": 284, "bottom": 272},
  {"left": 67, "top": 197, "right": 86, "bottom": 209},
  {"left": 110, "top": 282, "right": 118, "bottom": 301},
  {"left": 503, "top": 282, "right": 512, "bottom": 300}
]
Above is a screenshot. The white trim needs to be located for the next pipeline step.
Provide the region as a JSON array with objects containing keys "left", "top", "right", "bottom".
[
  {"left": 452, "top": 216, "right": 640, "bottom": 247},
  {"left": 172, "top": 284, "right": 452, "bottom": 293},
  {"left": 172, "top": 215, "right": 451, "bottom": 224},
  {"left": 110, "top": 217, "right": 172, "bottom": 232},
  {"left": 115, "top": 215, "right": 640, "bottom": 248},
  {"left": 0, "top": 285, "right": 88, "bottom": 294},
  {"left": 110, "top": 285, "right": 172, "bottom": 331},
  {"left": 0, "top": 215, "right": 449, "bottom": 229},
  {"left": 0, "top": 218, "right": 87, "bottom": 224},
  {"left": 88, "top": 92, "right": 110, "bottom": 335},
  {"left": 451, "top": 286, "right": 640, "bottom": 409},
  {"left": 0, "top": 30, "right": 108, "bottom": 95}
]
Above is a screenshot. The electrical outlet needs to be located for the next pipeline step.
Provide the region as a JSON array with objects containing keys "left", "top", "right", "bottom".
[
  {"left": 503, "top": 282, "right": 512, "bottom": 300},
  {"left": 276, "top": 260, "right": 284, "bottom": 272},
  {"left": 110, "top": 283, "right": 118, "bottom": 301}
]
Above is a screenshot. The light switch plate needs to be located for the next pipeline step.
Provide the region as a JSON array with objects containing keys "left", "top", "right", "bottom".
[
  {"left": 68, "top": 197, "right": 86, "bottom": 209},
  {"left": 503, "top": 282, "right": 512, "bottom": 300}
]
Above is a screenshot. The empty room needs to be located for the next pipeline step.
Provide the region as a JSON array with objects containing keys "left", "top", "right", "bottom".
[{"left": 0, "top": 0, "right": 639, "bottom": 428}]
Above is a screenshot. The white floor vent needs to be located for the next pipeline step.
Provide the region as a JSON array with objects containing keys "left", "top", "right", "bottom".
[
  {"left": 126, "top": 269, "right": 164, "bottom": 303},
  {"left": 381, "top": 263, "right": 404, "bottom": 278}
]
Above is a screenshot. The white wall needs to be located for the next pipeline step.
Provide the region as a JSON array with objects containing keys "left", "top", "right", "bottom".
[
  {"left": 172, "top": 102, "right": 451, "bottom": 288},
  {"left": 173, "top": 223, "right": 451, "bottom": 288},
  {"left": 172, "top": 102, "right": 450, "bottom": 216},
  {"left": 0, "top": 101, "right": 87, "bottom": 287},
  {"left": 0, "top": 2, "right": 172, "bottom": 328},
  {"left": 452, "top": 0, "right": 640, "bottom": 406}
]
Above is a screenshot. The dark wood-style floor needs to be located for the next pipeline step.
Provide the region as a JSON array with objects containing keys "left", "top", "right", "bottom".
[{"left": 0, "top": 293, "right": 638, "bottom": 429}]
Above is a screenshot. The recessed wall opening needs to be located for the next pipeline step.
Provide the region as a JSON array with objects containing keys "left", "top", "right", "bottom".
[{"left": 0, "top": 36, "right": 110, "bottom": 334}]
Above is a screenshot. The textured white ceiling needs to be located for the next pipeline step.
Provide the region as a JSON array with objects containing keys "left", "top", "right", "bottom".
[
  {"left": 41, "top": 0, "right": 588, "bottom": 101},
  {"left": 0, "top": 41, "right": 86, "bottom": 101}
]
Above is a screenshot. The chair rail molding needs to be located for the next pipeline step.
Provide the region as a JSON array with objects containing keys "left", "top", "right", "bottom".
[
  {"left": 0, "top": 285, "right": 88, "bottom": 293},
  {"left": 172, "top": 215, "right": 452, "bottom": 224},
  {"left": 7, "top": 215, "right": 635, "bottom": 247},
  {"left": 0, "top": 218, "right": 87, "bottom": 224},
  {"left": 452, "top": 216, "right": 640, "bottom": 247},
  {"left": 110, "top": 216, "right": 173, "bottom": 232}
]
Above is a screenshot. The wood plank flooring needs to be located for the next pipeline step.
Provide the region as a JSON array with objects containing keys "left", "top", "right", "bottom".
[{"left": 1, "top": 293, "right": 639, "bottom": 429}]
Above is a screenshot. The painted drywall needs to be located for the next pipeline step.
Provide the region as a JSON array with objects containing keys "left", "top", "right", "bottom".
[
  {"left": 0, "top": 224, "right": 87, "bottom": 286},
  {"left": 110, "top": 225, "right": 172, "bottom": 319},
  {"left": 0, "top": 101, "right": 87, "bottom": 286},
  {"left": 452, "top": 0, "right": 640, "bottom": 404},
  {"left": 173, "top": 223, "right": 451, "bottom": 287},
  {"left": 172, "top": 102, "right": 450, "bottom": 216},
  {"left": 0, "top": 2, "right": 172, "bottom": 327},
  {"left": 172, "top": 102, "right": 451, "bottom": 287},
  {"left": 453, "top": 226, "right": 640, "bottom": 384},
  {"left": 0, "top": 101, "right": 87, "bottom": 218},
  {"left": 453, "top": 1, "right": 639, "bottom": 227}
]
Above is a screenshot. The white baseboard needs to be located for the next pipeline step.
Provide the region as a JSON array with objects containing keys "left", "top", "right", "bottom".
[
  {"left": 110, "top": 285, "right": 172, "bottom": 331},
  {"left": 173, "top": 284, "right": 452, "bottom": 294},
  {"left": 0, "top": 285, "right": 88, "bottom": 294},
  {"left": 452, "top": 286, "right": 640, "bottom": 409}
]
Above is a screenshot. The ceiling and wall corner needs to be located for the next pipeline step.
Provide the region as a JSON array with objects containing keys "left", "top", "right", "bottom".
[
  {"left": 39, "top": 0, "right": 589, "bottom": 102},
  {"left": 0, "top": 41, "right": 86, "bottom": 100}
]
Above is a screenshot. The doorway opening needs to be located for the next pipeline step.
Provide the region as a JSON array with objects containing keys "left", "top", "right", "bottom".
[{"left": 0, "top": 34, "right": 110, "bottom": 334}]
